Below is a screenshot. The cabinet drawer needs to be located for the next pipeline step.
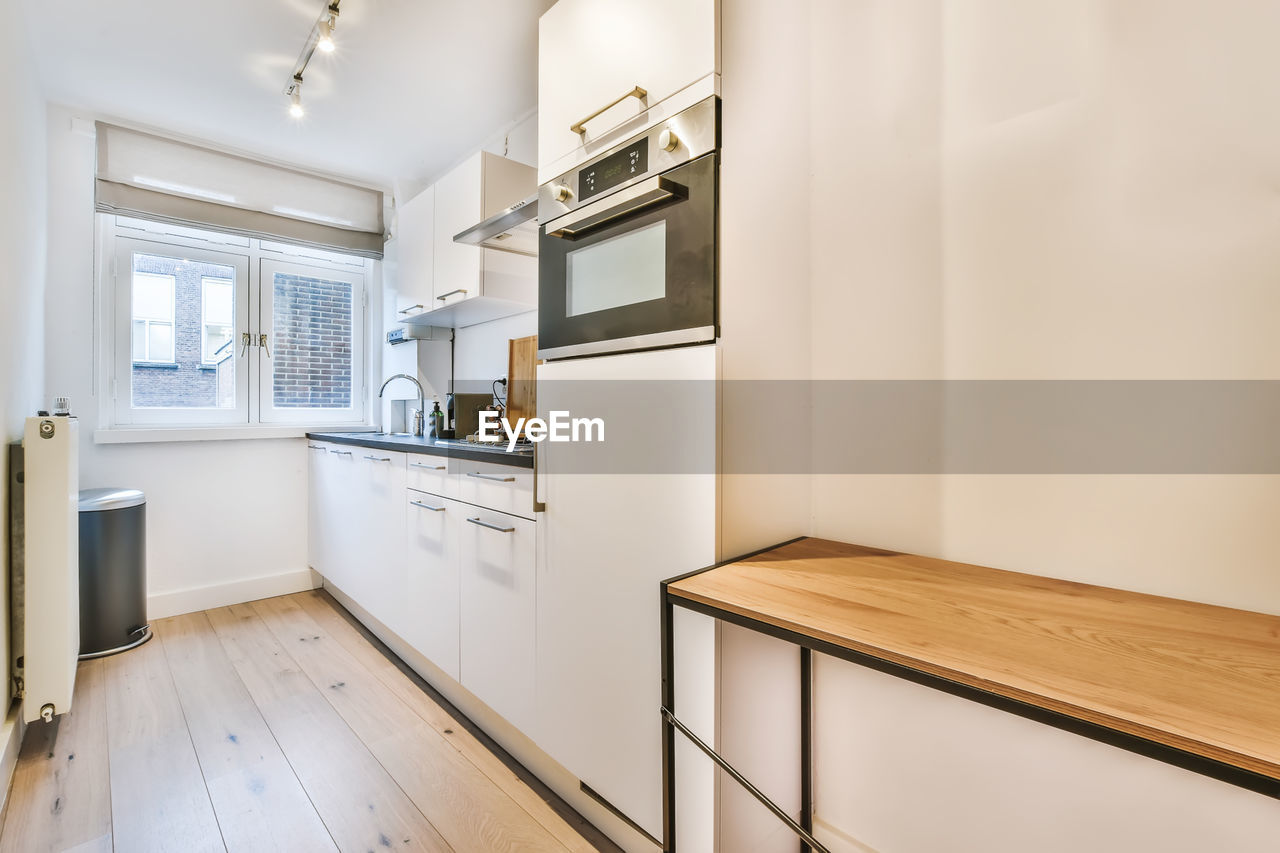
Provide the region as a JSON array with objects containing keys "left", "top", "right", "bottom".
[
  {"left": 457, "top": 503, "right": 537, "bottom": 734},
  {"left": 456, "top": 460, "right": 534, "bottom": 519},
  {"left": 407, "top": 455, "right": 457, "bottom": 498}
]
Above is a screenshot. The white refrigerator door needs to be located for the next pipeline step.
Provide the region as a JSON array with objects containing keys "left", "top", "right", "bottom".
[{"left": 535, "top": 345, "right": 717, "bottom": 840}]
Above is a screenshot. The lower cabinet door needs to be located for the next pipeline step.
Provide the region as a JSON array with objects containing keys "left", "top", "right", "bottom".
[
  {"left": 404, "top": 489, "right": 460, "bottom": 681},
  {"left": 456, "top": 501, "right": 537, "bottom": 733}
]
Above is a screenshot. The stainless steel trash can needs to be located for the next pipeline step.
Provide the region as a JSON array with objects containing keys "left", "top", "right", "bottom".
[{"left": 78, "top": 488, "right": 151, "bottom": 658}]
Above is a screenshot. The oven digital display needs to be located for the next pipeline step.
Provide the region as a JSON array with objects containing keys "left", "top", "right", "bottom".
[{"left": 578, "top": 140, "right": 648, "bottom": 201}]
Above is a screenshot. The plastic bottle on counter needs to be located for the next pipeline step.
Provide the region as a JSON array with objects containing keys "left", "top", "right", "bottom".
[{"left": 429, "top": 398, "right": 445, "bottom": 438}]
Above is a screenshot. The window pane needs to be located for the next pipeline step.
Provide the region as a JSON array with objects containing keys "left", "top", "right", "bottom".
[
  {"left": 148, "top": 323, "right": 173, "bottom": 362},
  {"left": 132, "top": 319, "right": 146, "bottom": 360},
  {"left": 130, "top": 252, "right": 237, "bottom": 409},
  {"left": 272, "top": 272, "right": 353, "bottom": 409},
  {"left": 202, "top": 277, "right": 233, "bottom": 325},
  {"left": 133, "top": 271, "right": 174, "bottom": 322}
]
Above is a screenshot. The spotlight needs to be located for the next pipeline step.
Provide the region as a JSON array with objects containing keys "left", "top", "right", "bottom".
[
  {"left": 289, "top": 76, "right": 304, "bottom": 118},
  {"left": 317, "top": 7, "right": 338, "bottom": 53}
]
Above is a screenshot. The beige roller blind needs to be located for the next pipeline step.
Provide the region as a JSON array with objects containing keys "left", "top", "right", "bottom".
[{"left": 95, "top": 122, "right": 385, "bottom": 258}]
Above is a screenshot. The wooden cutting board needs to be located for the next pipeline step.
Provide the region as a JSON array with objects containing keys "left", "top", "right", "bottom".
[{"left": 506, "top": 335, "right": 537, "bottom": 430}]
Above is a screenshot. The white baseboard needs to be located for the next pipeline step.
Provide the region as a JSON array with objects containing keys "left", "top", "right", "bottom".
[{"left": 147, "top": 568, "right": 321, "bottom": 619}]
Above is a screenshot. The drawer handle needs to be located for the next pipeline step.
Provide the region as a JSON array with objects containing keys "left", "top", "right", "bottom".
[
  {"left": 411, "top": 462, "right": 448, "bottom": 470},
  {"left": 436, "top": 288, "right": 469, "bottom": 301},
  {"left": 570, "top": 85, "right": 648, "bottom": 135},
  {"left": 467, "top": 472, "right": 516, "bottom": 483},
  {"left": 364, "top": 455, "right": 393, "bottom": 462},
  {"left": 330, "top": 450, "right": 352, "bottom": 456},
  {"left": 410, "top": 500, "right": 446, "bottom": 512},
  {"left": 467, "top": 517, "right": 515, "bottom": 533},
  {"left": 398, "top": 303, "right": 425, "bottom": 314},
  {"left": 307, "top": 444, "right": 326, "bottom": 450}
]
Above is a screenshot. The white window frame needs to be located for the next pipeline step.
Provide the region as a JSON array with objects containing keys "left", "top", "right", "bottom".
[
  {"left": 98, "top": 215, "right": 375, "bottom": 436},
  {"left": 258, "top": 257, "right": 367, "bottom": 425}
]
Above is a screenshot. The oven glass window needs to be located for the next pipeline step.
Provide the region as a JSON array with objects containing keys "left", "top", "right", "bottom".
[{"left": 566, "top": 221, "right": 666, "bottom": 317}]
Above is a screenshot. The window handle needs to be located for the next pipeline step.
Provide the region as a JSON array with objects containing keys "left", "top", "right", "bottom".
[
  {"left": 240, "top": 332, "right": 252, "bottom": 357},
  {"left": 258, "top": 333, "right": 270, "bottom": 358}
]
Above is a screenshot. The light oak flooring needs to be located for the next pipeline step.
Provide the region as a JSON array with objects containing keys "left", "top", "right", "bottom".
[{"left": 0, "top": 589, "right": 616, "bottom": 853}]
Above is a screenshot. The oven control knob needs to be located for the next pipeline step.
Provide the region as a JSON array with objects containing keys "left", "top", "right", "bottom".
[
  {"left": 553, "top": 184, "right": 573, "bottom": 203},
  {"left": 659, "top": 128, "right": 680, "bottom": 152}
]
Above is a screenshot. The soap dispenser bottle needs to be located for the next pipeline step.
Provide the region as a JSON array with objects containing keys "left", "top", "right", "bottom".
[{"left": 429, "top": 398, "right": 445, "bottom": 438}]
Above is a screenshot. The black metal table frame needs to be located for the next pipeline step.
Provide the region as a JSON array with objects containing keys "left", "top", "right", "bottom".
[{"left": 659, "top": 537, "right": 1280, "bottom": 853}]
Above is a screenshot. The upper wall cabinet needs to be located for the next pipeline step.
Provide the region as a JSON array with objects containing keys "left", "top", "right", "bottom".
[
  {"left": 395, "top": 185, "right": 434, "bottom": 319},
  {"left": 401, "top": 151, "right": 537, "bottom": 329},
  {"left": 538, "top": 0, "right": 720, "bottom": 182}
]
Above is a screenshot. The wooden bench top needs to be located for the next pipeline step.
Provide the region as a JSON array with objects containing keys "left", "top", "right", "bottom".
[{"left": 666, "top": 537, "right": 1280, "bottom": 782}]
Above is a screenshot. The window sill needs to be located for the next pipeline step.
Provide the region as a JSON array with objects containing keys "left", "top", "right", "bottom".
[{"left": 94, "top": 424, "right": 375, "bottom": 444}]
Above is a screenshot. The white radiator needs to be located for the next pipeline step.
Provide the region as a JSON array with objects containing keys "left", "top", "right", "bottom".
[{"left": 13, "top": 416, "right": 80, "bottom": 723}]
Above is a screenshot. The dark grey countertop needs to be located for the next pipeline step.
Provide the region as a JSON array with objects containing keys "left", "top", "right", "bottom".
[{"left": 306, "top": 431, "right": 534, "bottom": 469}]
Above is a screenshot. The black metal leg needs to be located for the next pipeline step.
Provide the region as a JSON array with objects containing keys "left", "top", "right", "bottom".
[
  {"left": 801, "top": 647, "right": 813, "bottom": 853},
  {"left": 661, "top": 590, "right": 676, "bottom": 852}
]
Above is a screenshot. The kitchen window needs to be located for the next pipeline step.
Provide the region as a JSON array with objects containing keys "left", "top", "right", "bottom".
[{"left": 101, "top": 215, "right": 371, "bottom": 432}]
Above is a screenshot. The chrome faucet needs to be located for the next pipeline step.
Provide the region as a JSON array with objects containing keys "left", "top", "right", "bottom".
[{"left": 378, "top": 374, "right": 426, "bottom": 436}]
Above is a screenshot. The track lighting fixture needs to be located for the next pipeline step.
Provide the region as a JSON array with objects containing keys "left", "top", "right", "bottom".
[
  {"left": 317, "top": 6, "right": 338, "bottom": 53},
  {"left": 282, "top": 1, "right": 341, "bottom": 118},
  {"left": 288, "top": 75, "right": 305, "bottom": 118}
]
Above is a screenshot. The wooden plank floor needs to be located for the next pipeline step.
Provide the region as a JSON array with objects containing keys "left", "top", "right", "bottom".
[{"left": 0, "top": 590, "right": 615, "bottom": 853}]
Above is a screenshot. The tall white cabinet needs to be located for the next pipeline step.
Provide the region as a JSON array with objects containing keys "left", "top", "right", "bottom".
[{"left": 538, "top": 0, "right": 720, "bottom": 181}]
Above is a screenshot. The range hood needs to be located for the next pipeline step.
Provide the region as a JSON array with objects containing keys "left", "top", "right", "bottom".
[{"left": 453, "top": 193, "right": 538, "bottom": 256}]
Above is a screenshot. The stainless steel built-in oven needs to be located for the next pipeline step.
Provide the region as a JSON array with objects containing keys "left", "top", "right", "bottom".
[{"left": 537, "top": 97, "right": 719, "bottom": 361}]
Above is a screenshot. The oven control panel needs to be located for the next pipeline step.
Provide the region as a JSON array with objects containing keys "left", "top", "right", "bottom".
[{"left": 539, "top": 96, "right": 719, "bottom": 226}]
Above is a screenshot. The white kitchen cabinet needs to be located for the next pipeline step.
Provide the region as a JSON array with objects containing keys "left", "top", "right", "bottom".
[
  {"left": 343, "top": 449, "right": 407, "bottom": 625},
  {"left": 432, "top": 152, "right": 537, "bottom": 309},
  {"left": 456, "top": 459, "right": 535, "bottom": 520},
  {"left": 306, "top": 441, "right": 332, "bottom": 576},
  {"left": 457, "top": 500, "right": 538, "bottom": 736},
  {"left": 406, "top": 454, "right": 456, "bottom": 498},
  {"left": 538, "top": 0, "right": 719, "bottom": 180},
  {"left": 404, "top": 488, "right": 461, "bottom": 681},
  {"left": 394, "top": 185, "right": 434, "bottom": 319}
]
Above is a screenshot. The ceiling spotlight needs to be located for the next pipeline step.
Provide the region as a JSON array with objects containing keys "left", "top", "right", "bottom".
[
  {"left": 317, "top": 7, "right": 338, "bottom": 53},
  {"left": 289, "top": 76, "right": 305, "bottom": 118}
]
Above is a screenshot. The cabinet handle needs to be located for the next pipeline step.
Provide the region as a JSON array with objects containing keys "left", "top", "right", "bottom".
[
  {"left": 364, "top": 455, "right": 393, "bottom": 462},
  {"left": 398, "top": 304, "right": 425, "bottom": 314},
  {"left": 307, "top": 444, "right": 326, "bottom": 450},
  {"left": 467, "top": 517, "right": 515, "bottom": 533},
  {"left": 570, "top": 85, "right": 648, "bottom": 135},
  {"left": 467, "top": 472, "right": 516, "bottom": 483},
  {"left": 330, "top": 450, "right": 352, "bottom": 456},
  {"left": 410, "top": 500, "right": 446, "bottom": 512},
  {"left": 411, "top": 462, "right": 447, "bottom": 470},
  {"left": 436, "top": 288, "right": 469, "bottom": 301}
]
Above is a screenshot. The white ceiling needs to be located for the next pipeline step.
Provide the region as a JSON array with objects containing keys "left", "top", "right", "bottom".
[{"left": 22, "top": 0, "right": 554, "bottom": 189}]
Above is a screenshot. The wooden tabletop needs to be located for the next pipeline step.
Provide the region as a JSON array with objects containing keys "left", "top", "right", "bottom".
[{"left": 666, "top": 538, "right": 1280, "bottom": 782}]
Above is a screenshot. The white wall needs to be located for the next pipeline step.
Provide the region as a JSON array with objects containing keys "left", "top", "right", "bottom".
[
  {"left": 0, "top": 0, "right": 49, "bottom": 698},
  {"left": 42, "top": 106, "right": 315, "bottom": 618},
  {"left": 719, "top": 0, "right": 1280, "bottom": 851}
]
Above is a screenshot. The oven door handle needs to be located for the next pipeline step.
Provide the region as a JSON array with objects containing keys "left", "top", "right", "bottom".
[{"left": 545, "top": 175, "right": 686, "bottom": 240}]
